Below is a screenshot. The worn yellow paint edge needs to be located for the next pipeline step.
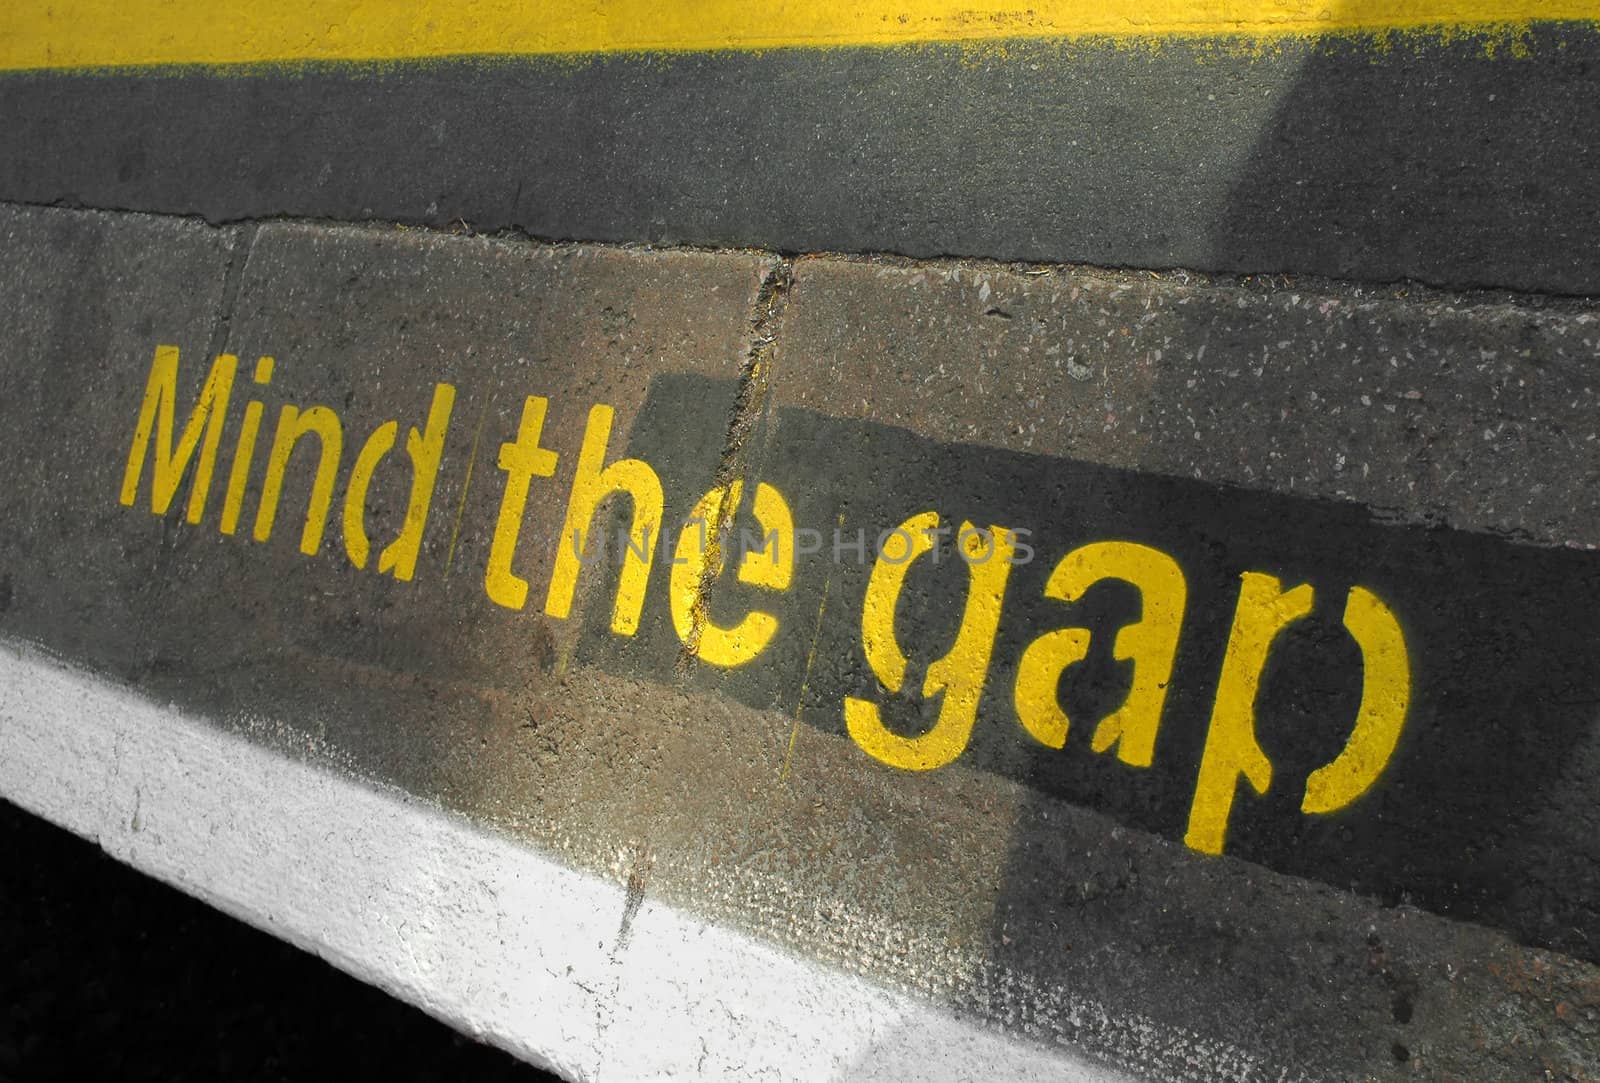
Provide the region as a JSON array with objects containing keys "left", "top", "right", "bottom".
[{"left": 3, "top": 1, "right": 1599, "bottom": 72}]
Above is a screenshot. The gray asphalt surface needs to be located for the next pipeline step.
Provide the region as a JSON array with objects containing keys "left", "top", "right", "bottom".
[{"left": 3, "top": 28, "right": 1598, "bottom": 293}]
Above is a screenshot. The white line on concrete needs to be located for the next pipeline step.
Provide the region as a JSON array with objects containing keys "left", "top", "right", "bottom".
[{"left": 0, "top": 641, "right": 1128, "bottom": 1082}]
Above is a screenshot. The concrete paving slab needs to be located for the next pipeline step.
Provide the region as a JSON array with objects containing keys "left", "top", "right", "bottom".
[
  {"left": 1, "top": 202, "right": 1599, "bottom": 1080},
  {"left": 770, "top": 258, "right": 1600, "bottom": 546}
]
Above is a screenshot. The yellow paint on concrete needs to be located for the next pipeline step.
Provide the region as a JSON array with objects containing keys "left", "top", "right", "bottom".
[
  {"left": 1184, "top": 573, "right": 1315, "bottom": 856},
  {"left": 3, "top": 0, "right": 1598, "bottom": 71},
  {"left": 544, "top": 403, "right": 664, "bottom": 637},
  {"left": 669, "top": 480, "right": 797, "bottom": 669},
  {"left": 1301, "top": 587, "right": 1410, "bottom": 816},
  {"left": 845, "top": 515, "right": 1017, "bottom": 772},
  {"left": 1015, "top": 541, "right": 1186, "bottom": 767},
  {"left": 116, "top": 340, "right": 1419, "bottom": 856}
]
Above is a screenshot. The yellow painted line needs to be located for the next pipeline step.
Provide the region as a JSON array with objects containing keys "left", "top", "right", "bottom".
[{"left": 3, "top": 0, "right": 1599, "bottom": 71}]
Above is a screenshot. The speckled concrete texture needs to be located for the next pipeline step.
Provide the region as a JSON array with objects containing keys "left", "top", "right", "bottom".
[
  {"left": 1, "top": 201, "right": 1597, "bottom": 1081},
  {"left": 771, "top": 257, "right": 1600, "bottom": 545},
  {"left": 5, "top": 28, "right": 1600, "bottom": 294}
]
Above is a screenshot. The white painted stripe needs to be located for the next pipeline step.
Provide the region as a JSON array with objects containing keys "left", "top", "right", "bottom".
[{"left": 0, "top": 641, "right": 1125, "bottom": 1082}]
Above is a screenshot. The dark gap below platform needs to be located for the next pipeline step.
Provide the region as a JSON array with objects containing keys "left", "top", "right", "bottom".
[{"left": 0, "top": 799, "right": 558, "bottom": 1082}]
